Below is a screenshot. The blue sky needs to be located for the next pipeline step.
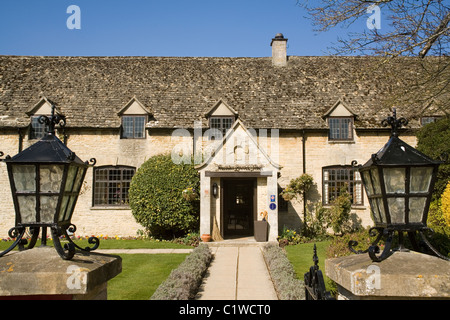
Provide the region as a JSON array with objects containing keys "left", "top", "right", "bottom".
[{"left": 0, "top": 0, "right": 371, "bottom": 57}]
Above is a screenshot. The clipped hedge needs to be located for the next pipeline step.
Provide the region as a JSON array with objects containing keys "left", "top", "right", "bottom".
[
  {"left": 262, "top": 243, "right": 305, "bottom": 300},
  {"left": 129, "top": 154, "right": 200, "bottom": 239},
  {"left": 150, "top": 244, "right": 212, "bottom": 300}
]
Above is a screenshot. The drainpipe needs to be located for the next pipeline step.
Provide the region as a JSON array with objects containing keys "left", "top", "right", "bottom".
[
  {"left": 302, "top": 129, "right": 307, "bottom": 233},
  {"left": 18, "top": 128, "right": 24, "bottom": 153}
]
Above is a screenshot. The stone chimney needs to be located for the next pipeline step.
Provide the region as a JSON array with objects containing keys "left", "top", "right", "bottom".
[{"left": 270, "top": 33, "right": 288, "bottom": 67}]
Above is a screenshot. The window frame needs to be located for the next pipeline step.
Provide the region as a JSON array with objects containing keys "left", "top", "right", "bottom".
[
  {"left": 420, "top": 116, "right": 441, "bottom": 126},
  {"left": 322, "top": 165, "right": 363, "bottom": 206},
  {"left": 328, "top": 117, "right": 354, "bottom": 141},
  {"left": 92, "top": 165, "right": 136, "bottom": 207},
  {"left": 121, "top": 115, "right": 147, "bottom": 139},
  {"left": 209, "top": 116, "right": 235, "bottom": 137}
]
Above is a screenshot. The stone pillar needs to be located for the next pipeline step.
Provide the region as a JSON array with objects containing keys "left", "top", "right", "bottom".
[
  {"left": 0, "top": 247, "right": 121, "bottom": 300},
  {"left": 200, "top": 171, "right": 211, "bottom": 237},
  {"left": 325, "top": 251, "right": 450, "bottom": 300}
]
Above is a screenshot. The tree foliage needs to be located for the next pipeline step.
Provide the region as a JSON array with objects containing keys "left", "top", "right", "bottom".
[
  {"left": 129, "top": 154, "right": 200, "bottom": 239},
  {"left": 416, "top": 116, "right": 450, "bottom": 198},
  {"left": 298, "top": 0, "right": 450, "bottom": 113}
]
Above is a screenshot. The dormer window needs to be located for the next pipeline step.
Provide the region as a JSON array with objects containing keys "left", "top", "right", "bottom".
[
  {"left": 26, "top": 97, "right": 57, "bottom": 140},
  {"left": 328, "top": 117, "right": 353, "bottom": 141},
  {"left": 323, "top": 100, "right": 356, "bottom": 142},
  {"left": 205, "top": 99, "right": 238, "bottom": 138},
  {"left": 421, "top": 116, "right": 441, "bottom": 126},
  {"left": 118, "top": 97, "right": 152, "bottom": 139},
  {"left": 210, "top": 117, "right": 234, "bottom": 136},
  {"left": 122, "top": 116, "right": 146, "bottom": 139}
]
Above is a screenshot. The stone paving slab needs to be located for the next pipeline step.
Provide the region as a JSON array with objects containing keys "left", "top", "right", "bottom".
[{"left": 196, "top": 246, "right": 278, "bottom": 300}]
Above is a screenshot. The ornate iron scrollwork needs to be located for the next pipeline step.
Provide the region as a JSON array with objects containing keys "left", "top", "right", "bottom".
[
  {"left": 381, "top": 107, "right": 408, "bottom": 137},
  {"left": 0, "top": 224, "right": 100, "bottom": 260},
  {"left": 38, "top": 106, "right": 66, "bottom": 135},
  {"left": 304, "top": 244, "right": 335, "bottom": 300},
  {"left": 349, "top": 227, "right": 450, "bottom": 262}
]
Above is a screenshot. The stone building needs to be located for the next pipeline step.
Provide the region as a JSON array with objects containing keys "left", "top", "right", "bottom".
[{"left": 0, "top": 34, "right": 444, "bottom": 240}]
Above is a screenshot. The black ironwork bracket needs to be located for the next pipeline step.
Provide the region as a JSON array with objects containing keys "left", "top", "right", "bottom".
[
  {"left": 0, "top": 224, "right": 100, "bottom": 260},
  {"left": 349, "top": 227, "right": 450, "bottom": 262},
  {"left": 304, "top": 244, "right": 335, "bottom": 300}
]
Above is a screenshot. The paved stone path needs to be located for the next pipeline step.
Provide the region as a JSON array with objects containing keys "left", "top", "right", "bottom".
[{"left": 195, "top": 246, "right": 278, "bottom": 300}]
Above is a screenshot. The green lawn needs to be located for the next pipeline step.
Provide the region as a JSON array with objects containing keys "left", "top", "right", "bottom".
[
  {"left": 0, "top": 238, "right": 192, "bottom": 300},
  {"left": 284, "top": 241, "right": 335, "bottom": 291},
  {"left": 0, "top": 238, "right": 192, "bottom": 251},
  {"left": 108, "top": 254, "right": 188, "bottom": 300}
]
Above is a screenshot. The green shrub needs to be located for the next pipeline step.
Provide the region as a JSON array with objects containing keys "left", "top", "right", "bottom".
[
  {"left": 150, "top": 244, "right": 212, "bottom": 300},
  {"left": 326, "top": 228, "right": 377, "bottom": 259},
  {"left": 129, "top": 154, "right": 200, "bottom": 239},
  {"left": 323, "top": 188, "right": 353, "bottom": 235},
  {"left": 262, "top": 243, "right": 305, "bottom": 300}
]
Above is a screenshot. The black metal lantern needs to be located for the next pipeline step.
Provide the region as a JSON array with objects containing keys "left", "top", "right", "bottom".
[
  {"left": 0, "top": 106, "right": 99, "bottom": 260},
  {"left": 350, "top": 109, "right": 448, "bottom": 262}
]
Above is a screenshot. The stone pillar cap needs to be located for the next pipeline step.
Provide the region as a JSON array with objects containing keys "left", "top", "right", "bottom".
[{"left": 325, "top": 251, "right": 450, "bottom": 299}]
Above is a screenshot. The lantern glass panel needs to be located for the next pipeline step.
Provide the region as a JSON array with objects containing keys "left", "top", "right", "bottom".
[
  {"left": 73, "top": 167, "right": 85, "bottom": 193},
  {"left": 65, "top": 165, "right": 78, "bottom": 192},
  {"left": 410, "top": 167, "right": 433, "bottom": 193},
  {"left": 13, "top": 165, "right": 36, "bottom": 192},
  {"left": 40, "top": 196, "right": 58, "bottom": 223},
  {"left": 383, "top": 168, "right": 405, "bottom": 194},
  {"left": 64, "top": 196, "right": 77, "bottom": 221},
  {"left": 409, "top": 197, "right": 427, "bottom": 223},
  {"left": 40, "top": 165, "right": 64, "bottom": 193},
  {"left": 370, "top": 168, "right": 382, "bottom": 194},
  {"left": 362, "top": 171, "right": 373, "bottom": 196},
  {"left": 58, "top": 195, "right": 70, "bottom": 222},
  {"left": 388, "top": 197, "right": 405, "bottom": 223},
  {"left": 17, "top": 196, "right": 36, "bottom": 223},
  {"left": 377, "top": 198, "right": 386, "bottom": 223},
  {"left": 370, "top": 199, "right": 381, "bottom": 223}
]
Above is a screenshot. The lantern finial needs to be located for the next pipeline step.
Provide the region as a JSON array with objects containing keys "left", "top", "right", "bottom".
[{"left": 381, "top": 108, "right": 408, "bottom": 137}]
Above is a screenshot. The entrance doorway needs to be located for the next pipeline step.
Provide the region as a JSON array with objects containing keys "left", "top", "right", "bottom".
[{"left": 222, "top": 179, "right": 256, "bottom": 238}]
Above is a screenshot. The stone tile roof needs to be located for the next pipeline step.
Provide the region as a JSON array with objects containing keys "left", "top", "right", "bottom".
[{"left": 0, "top": 55, "right": 441, "bottom": 130}]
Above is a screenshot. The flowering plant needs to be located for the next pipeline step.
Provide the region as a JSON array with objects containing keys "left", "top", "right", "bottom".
[{"left": 280, "top": 186, "right": 296, "bottom": 201}]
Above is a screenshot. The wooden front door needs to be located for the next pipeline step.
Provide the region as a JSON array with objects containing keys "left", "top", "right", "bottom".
[{"left": 223, "top": 179, "right": 256, "bottom": 237}]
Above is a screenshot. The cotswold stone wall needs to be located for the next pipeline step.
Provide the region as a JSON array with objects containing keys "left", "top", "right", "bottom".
[
  {"left": 0, "top": 128, "right": 418, "bottom": 238},
  {"left": 0, "top": 128, "right": 190, "bottom": 238}
]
